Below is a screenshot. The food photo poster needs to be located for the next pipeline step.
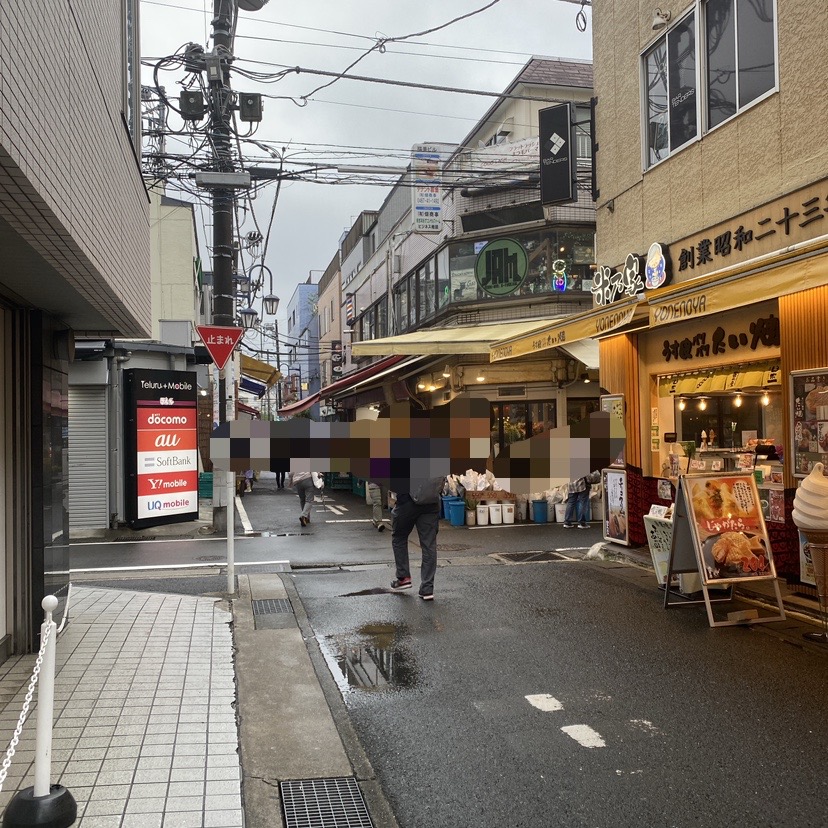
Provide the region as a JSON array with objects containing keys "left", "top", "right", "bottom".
[
  {"left": 791, "top": 368, "right": 828, "bottom": 477},
  {"left": 685, "top": 474, "right": 774, "bottom": 583}
]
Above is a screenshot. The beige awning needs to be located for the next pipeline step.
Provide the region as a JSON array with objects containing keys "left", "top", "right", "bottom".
[
  {"left": 489, "top": 297, "right": 642, "bottom": 362},
  {"left": 350, "top": 318, "right": 565, "bottom": 357},
  {"left": 648, "top": 242, "right": 828, "bottom": 328},
  {"left": 240, "top": 354, "right": 281, "bottom": 387}
]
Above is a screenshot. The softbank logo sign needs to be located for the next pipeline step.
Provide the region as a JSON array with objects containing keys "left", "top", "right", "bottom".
[
  {"left": 548, "top": 133, "right": 566, "bottom": 155},
  {"left": 155, "top": 434, "right": 181, "bottom": 448}
]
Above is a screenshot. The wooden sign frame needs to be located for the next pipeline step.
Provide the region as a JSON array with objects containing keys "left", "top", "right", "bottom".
[{"left": 664, "top": 473, "right": 785, "bottom": 627}]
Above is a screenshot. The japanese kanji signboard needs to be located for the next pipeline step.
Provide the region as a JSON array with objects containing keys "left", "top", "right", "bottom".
[{"left": 196, "top": 325, "right": 244, "bottom": 370}]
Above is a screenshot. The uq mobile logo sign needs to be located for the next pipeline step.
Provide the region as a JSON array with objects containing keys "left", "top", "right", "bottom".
[{"left": 124, "top": 368, "right": 199, "bottom": 529}]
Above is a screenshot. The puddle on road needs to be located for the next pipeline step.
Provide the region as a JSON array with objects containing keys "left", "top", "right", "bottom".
[{"left": 318, "top": 621, "right": 419, "bottom": 693}]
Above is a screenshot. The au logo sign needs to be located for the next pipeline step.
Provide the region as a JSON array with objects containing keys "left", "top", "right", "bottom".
[{"left": 475, "top": 238, "right": 528, "bottom": 296}]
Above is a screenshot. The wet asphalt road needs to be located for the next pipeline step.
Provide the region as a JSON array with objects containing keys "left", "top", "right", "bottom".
[
  {"left": 70, "top": 476, "right": 828, "bottom": 827},
  {"left": 294, "top": 560, "right": 828, "bottom": 828}
]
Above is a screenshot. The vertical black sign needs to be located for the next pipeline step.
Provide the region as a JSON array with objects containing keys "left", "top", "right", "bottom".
[
  {"left": 124, "top": 369, "right": 199, "bottom": 529},
  {"left": 539, "top": 103, "right": 576, "bottom": 206},
  {"left": 331, "top": 340, "right": 343, "bottom": 377}
]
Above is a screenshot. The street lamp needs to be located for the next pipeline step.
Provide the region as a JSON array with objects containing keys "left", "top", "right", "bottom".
[
  {"left": 238, "top": 306, "right": 258, "bottom": 330},
  {"left": 250, "top": 264, "right": 283, "bottom": 410}
]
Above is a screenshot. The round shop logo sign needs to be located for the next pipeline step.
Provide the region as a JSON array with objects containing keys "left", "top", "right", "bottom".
[
  {"left": 475, "top": 238, "right": 528, "bottom": 296},
  {"left": 645, "top": 242, "right": 668, "bottom": 289}
]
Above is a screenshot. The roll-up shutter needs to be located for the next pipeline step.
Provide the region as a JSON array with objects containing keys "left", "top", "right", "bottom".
[{"left": 68, "top": 387, "right": 109, "bottom": 529}]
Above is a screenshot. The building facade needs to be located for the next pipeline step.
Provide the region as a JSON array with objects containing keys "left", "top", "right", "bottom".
[
  {"left": 282, "top": 280, "right": 320, "bottom": 418},
  {"left": 0, "top": 0, "right": 150, "bottom": 650},
  {"left": 341, "top": 58, "right": 599, "bottom": 462},
  {"left": 588, "top": 0, "right": 828, "bottom": 576}
]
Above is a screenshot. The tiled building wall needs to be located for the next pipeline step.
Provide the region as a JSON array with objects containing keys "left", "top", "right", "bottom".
[
  {"left": 0, "top": 0, "right": 150, "bottom": 336},
  {"left": 594, "top": 1, "right": 828, "bottom": 269}
]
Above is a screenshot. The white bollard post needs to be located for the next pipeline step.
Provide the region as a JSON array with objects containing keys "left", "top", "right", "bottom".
[
  {"left": 33, "top": 596, "right": 57, "bottom": 799},
  {"left": 227, "top": 470, "right": 235, "bottom": 595}
]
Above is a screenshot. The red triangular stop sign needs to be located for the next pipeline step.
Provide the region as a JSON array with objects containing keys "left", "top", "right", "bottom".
[{"left": 196, "top": 325, "right": 244, "bottom": 370}]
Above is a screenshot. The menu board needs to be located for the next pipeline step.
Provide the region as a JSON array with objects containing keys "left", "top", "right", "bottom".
[
  {"left": 791, "top": 368, "right": 828, "bottom": 477},
  {"left": 602, "top": 468, "right": 629, "bottom": 546},
  {"left": 683, "top": 474, "right": 774, "bottom": 583}
]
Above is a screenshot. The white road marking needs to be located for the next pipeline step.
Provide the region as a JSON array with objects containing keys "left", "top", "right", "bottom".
[
  {"left": 525, "top": 694, "right": 564, "bottom": 712},
  {"left": 70, "top": 559, "right": 290, "bottom": 574},
  {"left": 561, "top": 725, "right": 606, "bottom": 748},
  {"left": 323, "top": 519, "right": 374, "bottom": 523},
  {"left": 325, "top": 505, "right": 344, "bottom": 515},
  {"left": 629, "top": 719, "right": 663, "bottom": 736},
  {"left": 236, "top": 498, "right": 254, "bottom": 534}
]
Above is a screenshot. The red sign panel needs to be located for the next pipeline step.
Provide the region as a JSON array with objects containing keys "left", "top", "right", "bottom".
[{"left": 196, "top": 325, "right": 244, "bottom": 370}]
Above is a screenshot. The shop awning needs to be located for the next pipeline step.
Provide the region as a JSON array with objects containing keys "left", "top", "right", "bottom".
[
  {"left": 488, "top": 297, "right": 643, "bottom": 362},
  {"left": 558, "top": 339, "right": 600, "bottom": 370},
  {"left": 278, "top": 392, "right": 320, "bottom": 417},
  {"left": 240, "top": 354, "right": 281, "bottom": 386},
  {"left": 240, "top": 376, "right": 267, "bottom": 398},
  {"left": 326, "top": 355, "right": 428, "bottom": 398},
  {"left": 350, "top": 319, "right": 564, "bottom": 357},
  {"left": 647, "top": 242, "right": 828, "bottom": 328},
  {"left": 276, "top": 355, "right": 416, "bottom": 416}
]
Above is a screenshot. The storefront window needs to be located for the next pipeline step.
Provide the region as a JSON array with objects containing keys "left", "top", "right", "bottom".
[
  {"left": 567, "top": 397, "right": 600, "bottom": 426},
  {"left": 447, "top": 228, "right": 593, "bottom": 307},
  {"left": 436, "top": 258, "right": 450, "bottom": 310},
  {"left": 490, "top": 401, "right": 557, "bottom": 457},
  {"left": 677, "top": 393, "right": 781, "bottom": 449},
  {"left": 529, "top": 402, "right": 557, "bottom": 435},
  {"left": 418, "top": 261, "right": 436, "bottom": 320},
  {"left": 376, "top": 297, "right": 387, "bottom": 339},
  {"left": 397, "top": 283, "right": 408, "bottom": 332},
  {"left": 407, "top": 277, "right": 416, "bottom": 329}
]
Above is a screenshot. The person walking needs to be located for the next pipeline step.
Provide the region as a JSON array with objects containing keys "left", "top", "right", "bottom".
[
  {"left": 275, "top": 470, "right": 286, "bottom": 489},
  {"left": 389, "top": 475, "right": 445, "bottom": 601},
  {"left": 287, "top": 469, "right": 315, "bottom": 526},
  {"left": 562, "top": 470, "right": 601, "bottom": 529}
]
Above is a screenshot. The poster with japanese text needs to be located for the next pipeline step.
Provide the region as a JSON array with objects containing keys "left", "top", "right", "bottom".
[
  {"left": 790, "top": 368, "right": 828, "bottom": 478},
  {"left": 602, "top": 468, "right": 629, "bottom": 546},
  {"left": 684, "top": 473, "right": 775, "bottom": 583},
  {"left": 600, "top": 395, "right": 625, "bottom": 468}
]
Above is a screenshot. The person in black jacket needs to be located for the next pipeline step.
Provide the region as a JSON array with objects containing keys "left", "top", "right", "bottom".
[{"left": 389, "top": 476, "right": 444, "bottom": 601}]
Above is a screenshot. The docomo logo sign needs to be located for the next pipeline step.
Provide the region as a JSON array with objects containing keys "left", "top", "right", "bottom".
[{"left": 138, "top": 408, "right": 196, "bottom": 429}]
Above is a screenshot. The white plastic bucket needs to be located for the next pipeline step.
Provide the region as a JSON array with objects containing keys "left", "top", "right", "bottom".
[
  {"left": 489, "top": 504, "right": 503, "bottom": 524},
  {"left": 554, "top": 503, "right": 567, "bottom": 523},
  {"left": 476, "top": 504, "right": 490, "bottom": 526},
  {"left": 466, "top": 509, "right": 476, "bottom": 526},
  {"left": 502, "top": 503, "right": 515, "bottom": 524}
]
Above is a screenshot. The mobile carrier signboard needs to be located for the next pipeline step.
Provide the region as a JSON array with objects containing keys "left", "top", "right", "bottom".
[{"left": 124, "top": 369, "right": 199, "bottom": 529}]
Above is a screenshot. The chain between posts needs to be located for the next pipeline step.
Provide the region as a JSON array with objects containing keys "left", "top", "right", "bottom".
[{"left": 0, "top": 622, "right": 52, "bottom": 792}]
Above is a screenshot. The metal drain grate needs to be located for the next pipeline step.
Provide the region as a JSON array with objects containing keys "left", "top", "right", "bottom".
[
  {"left": 494, "top": 550, "right": 568, "bottom": 563},
  {"left": 281, "top": 777, "right": 373, "bottom": 828},
  {"left": 252, "top": 598, "right": 292, "bottom": 615}
]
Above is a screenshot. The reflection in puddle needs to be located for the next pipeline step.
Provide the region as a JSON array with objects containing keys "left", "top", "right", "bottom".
[{"left": 319, "top": 622, "right": 419, "bottom": 693}]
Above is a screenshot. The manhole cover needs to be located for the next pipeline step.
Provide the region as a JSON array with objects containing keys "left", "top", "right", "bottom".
[
  {"left": 493, "top": 551, "right": 568, "bottom": 563},
  {"left": 196, "top": 555, "right": 224, "bottom": 562},
  {"left": 281, "top": 777, "right": 372, "bottom": 828},
  {"left": 252, "top": 598, "right": 292, "bottom": 615}
]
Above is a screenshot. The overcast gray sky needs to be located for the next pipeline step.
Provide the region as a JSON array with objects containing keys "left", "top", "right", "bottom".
[{"left": 140, "top": 0, "right": 592, "bottom": 325}]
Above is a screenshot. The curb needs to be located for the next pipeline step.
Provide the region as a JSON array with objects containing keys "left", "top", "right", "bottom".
[{"left": 279, "top": 574, "right": 401, "bottom": 828}]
